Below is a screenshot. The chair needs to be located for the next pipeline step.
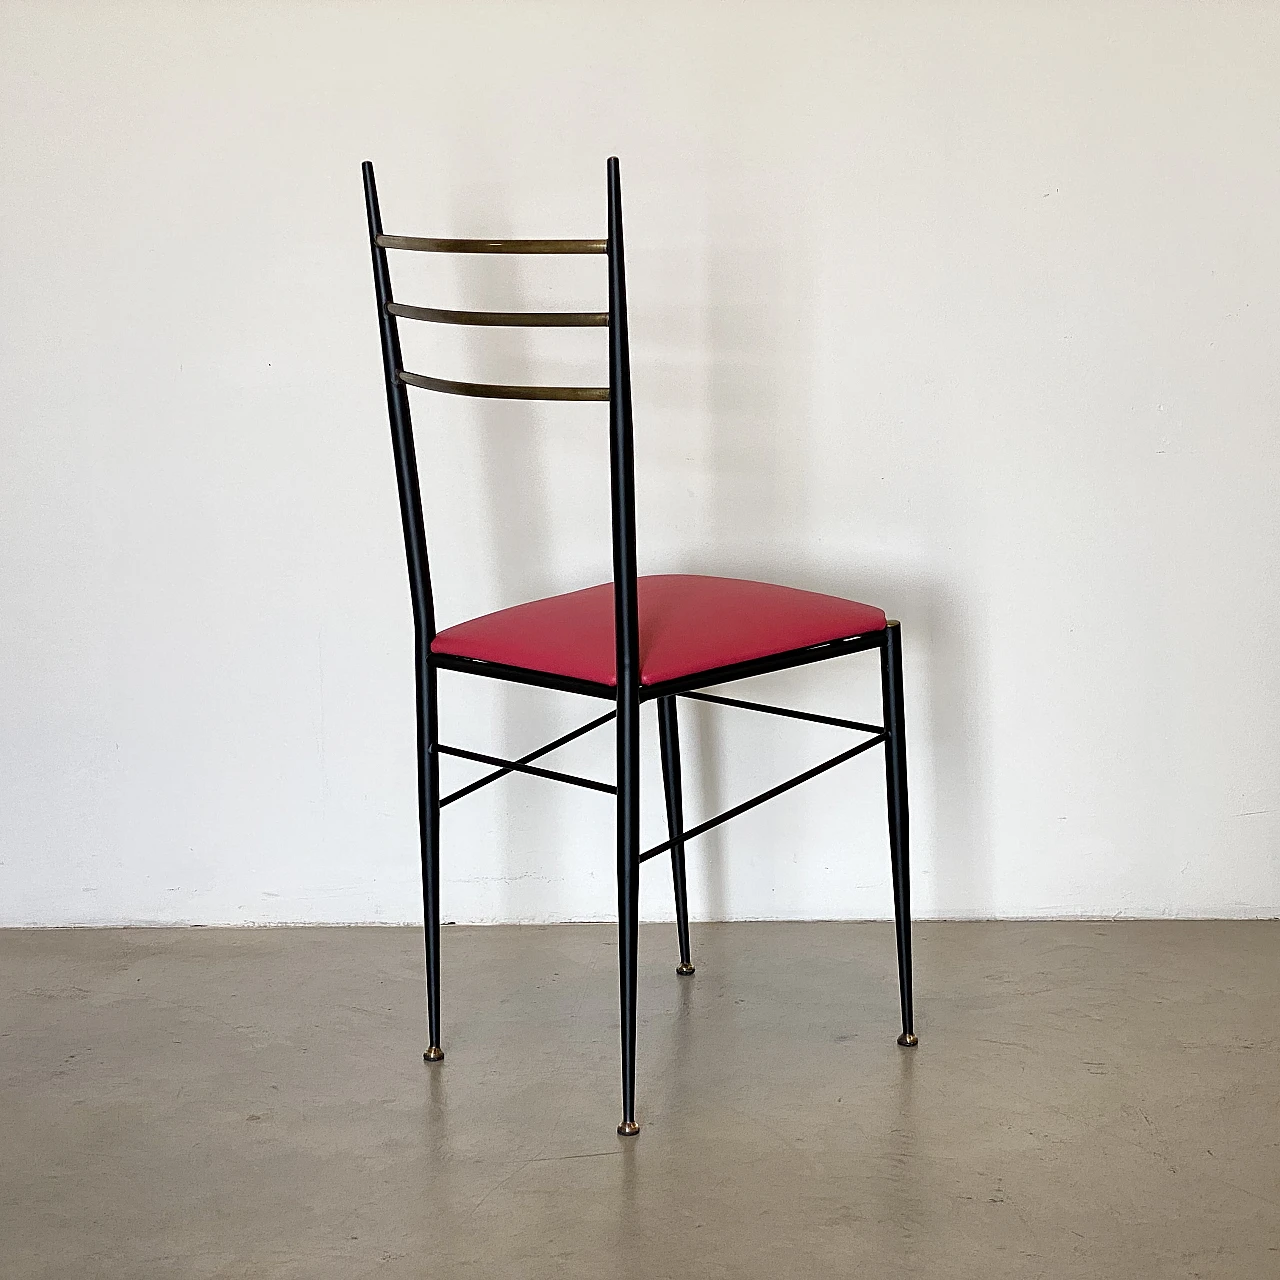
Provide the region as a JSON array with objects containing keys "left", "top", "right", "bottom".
[{"left": 362, "top": 158, "right": 915, "bottom": 1137}]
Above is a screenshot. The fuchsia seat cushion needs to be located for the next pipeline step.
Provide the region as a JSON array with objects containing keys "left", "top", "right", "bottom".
[{"left": 430, "top": 574, "right": 886, "bottom": 687}]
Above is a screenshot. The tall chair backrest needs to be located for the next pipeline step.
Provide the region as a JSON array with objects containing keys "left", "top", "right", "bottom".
[{"left": 361, "top": 159, "right": 639, "bottom": 697}]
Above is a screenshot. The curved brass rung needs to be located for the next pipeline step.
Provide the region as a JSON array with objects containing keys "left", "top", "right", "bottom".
[
  {"left": 387, "top": 302, "right": 607, "bottom": 328},
  {"left": 399, "top": 370, "right": 609, "bottom": 402},
  {"left": 378, "top": 234, "right": 606, "bottom": 254}
]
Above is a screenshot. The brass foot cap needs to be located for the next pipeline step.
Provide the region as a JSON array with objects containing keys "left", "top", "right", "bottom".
[
  {"left": 897, "top": 1032, "right": 919, "bottom": 1048},
  {"left": 423, "top": 1046, "right": 445, "bottom": 1062},
  {"left": 617, "top": 1120, "right": 641, "bottom": 1137},
  {"left": 676, "top": 962, "right": 695, "bottom": 976}
]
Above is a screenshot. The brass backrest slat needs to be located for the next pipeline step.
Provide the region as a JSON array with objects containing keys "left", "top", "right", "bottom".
[
  {"left": 387, "top": 302, "right": 608, "bottom": 328},
  {"left": 399, "top": 370, "right": 609, "bottom": 402},
  {"left": 377, "top": 234, "right": 606, "bottom": 254}
]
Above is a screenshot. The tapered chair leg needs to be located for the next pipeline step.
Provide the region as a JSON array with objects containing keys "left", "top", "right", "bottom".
[
  {"left": 658, "top": 697, "right": 695, "bottom": 975},
  {"left": 880, "top": 621, "right": 916, "bottom": 1048},
  {"left": 419, "top": 656, "right": 444, "bottom": 1062},
  {"left": 616, "top": 686, "right": 641, "bottom": 1135}
]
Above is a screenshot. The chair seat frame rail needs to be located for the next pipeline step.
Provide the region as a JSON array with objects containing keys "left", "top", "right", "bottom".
[{"left": 361, "top": 157, "right": 916, "bottom": 1137}]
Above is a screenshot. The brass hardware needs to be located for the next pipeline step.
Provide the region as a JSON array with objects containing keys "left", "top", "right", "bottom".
[
  {"left": 897, "top": 1032, "right": 918, "bottom": 1048},
  {"left": 423, "top": 1045, "right": 445, "bottom": 1062},
  {"left": 676, "top": 963, "right": 695, "bottom": 976},
  {"left": 399, "top": 370, "right": 609, "bottom": 402},
  {"left": 617, "top": 1120, "right": 641, "bottom": 1137},
  {"left": 377, "top": 234, "right": 606, "bottom": 254},
  {"left": 387, "top": 302, "right": 608, "bottom": 328}
]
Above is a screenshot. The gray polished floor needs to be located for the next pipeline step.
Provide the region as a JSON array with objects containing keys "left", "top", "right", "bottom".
[{"left": 2, "top": 922, "right": 1276, "bottom": 1278}]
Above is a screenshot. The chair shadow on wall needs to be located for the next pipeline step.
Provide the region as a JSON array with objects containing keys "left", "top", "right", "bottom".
[
  {"left": 682, "top": 224, "right": 992, "bottom": 929},
  {"left": 428, "top": 179, "right": 990, "bottom": 931}
]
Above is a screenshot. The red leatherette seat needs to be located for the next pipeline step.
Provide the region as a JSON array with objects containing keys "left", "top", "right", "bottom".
[{"left": 431, "top": 573, "right": 887, "bottom": 686}]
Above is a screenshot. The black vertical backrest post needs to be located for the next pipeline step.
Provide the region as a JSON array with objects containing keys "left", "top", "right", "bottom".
[
  {"left": 606, "top": 155, "right": 642, "bottom": 1134},
  {"left": 606, "top": 157, "right": 640, "bottom": 688},
  {"left": 362, "top": 161, "right": 437, "bottom": 642}
]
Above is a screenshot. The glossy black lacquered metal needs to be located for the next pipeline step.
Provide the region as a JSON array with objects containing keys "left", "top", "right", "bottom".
[
  {"left": 399, "top": 371, "right": 610, "bottom": 401},
  {"left": 362, "top": 157, "right": 916, "bottom": 1134},
  {"left": 639, "top": 730, "right": 887, "bottom": 863},
  {"left": 363, "top": 161, "right": 442, "bottom": 1061},
  {"left": 388, "top": 302, "right": 608, "bottom": 328},
  {"left": 437, "top": 743, "right": 616, "bottom": 796},
  {"left": 658, "top": 697, "right": 694, "bottom": 974},
  {"left": 640, "top": 631, "right": 884, "bottom": 701},
  {"left": 881, "top": 621, "right": 915, "bottom": 1046},
  {"left": 430, "top": 652, "right": 615, "bottom": 700},
  {"left": 440, "top": 710, "right": 616, "bottom": 807},
  {"left": 606, "top": 158, "right": 643, "bottom": 1136},
  {"left": 679, "top": 689, "right": 883, "bottom": 734},
  {"left": 433, "top": 634, "right": 886, "bottom": 704}
]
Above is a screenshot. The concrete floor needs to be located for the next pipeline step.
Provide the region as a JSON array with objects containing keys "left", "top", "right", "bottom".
[{"left": 1, "top": 923, "right": 1277, "bottom": 1278}]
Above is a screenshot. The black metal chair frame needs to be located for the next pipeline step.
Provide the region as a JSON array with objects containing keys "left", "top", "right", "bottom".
[{"left": 362, "top": 157, "right": 915, "bottom": 1137}]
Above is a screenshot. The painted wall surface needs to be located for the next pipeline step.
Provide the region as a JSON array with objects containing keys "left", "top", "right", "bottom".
[{"left": 2, "top": 2, "right": 1278, "bottom": 925}]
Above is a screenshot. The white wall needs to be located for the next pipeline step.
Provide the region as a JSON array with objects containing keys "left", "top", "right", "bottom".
[{"left": 2, "top": 1, "right": 1278, "bottom": 926}]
